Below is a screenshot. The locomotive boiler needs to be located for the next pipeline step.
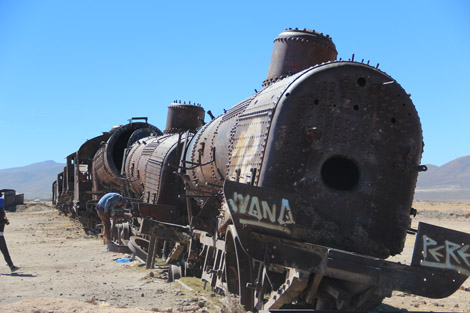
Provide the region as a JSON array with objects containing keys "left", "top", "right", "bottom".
[{"left": 53, "top": 28, "right": 470, "bottom": 311}]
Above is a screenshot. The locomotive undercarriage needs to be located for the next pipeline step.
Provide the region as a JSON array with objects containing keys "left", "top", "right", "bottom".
[
  {"left": 96, "top": 195, "right": 467, "bottom": 313},
  {"left": 90, "top": 175, "right": 469, "bottom": 313}
]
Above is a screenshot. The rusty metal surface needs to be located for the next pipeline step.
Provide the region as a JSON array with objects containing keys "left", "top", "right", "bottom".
[
  {"left": 73, "top": 132, "right": 111, "bottom": 214},
  {"left": 124, "top": 133, "right": 191, "bottom": 205},
  {"left": 225, "top": 225, "right": 254, "bottom": 310},
  {"left": 51, "top": 181, "right": 58, "bottom": 205},
  {"left": 123, "top": 136, "right": 159, "bottom": 195},
  {"left": 263, "top": 270, "right": 309, "bottom": 310},
  {"left": 264, "top": 28, "right": 337, "bottom": 87},
  {"left": 412, "top": 222, "right": 470, "bottom": 276},
  {"left": 139, "top": 218, "right": 191, "bottom": 243},
  {"left": 226, "top": 86, "right": 285, "bottom": 186},
  {"left": 54, "top": 172, "right": 63, "bottom": 204},
  {"left": 128, "top": 236, "right": 149, "bottom": 262},
  {"left": 257, "top": 62, "right": 422, "bottom": 258},
  {"left": 65, "top": 153, "right": 75, "bottom": 193},
  {"left": 184, "top": 97, "right": 254, "bottom": 201},
  {"left": 92, "top": 122, "right": 161, "bottom": 193},
  {"left": 185, "top": 118, "right": 224, "bottom": 198},
  {"left": 124, "top": 133, "right": 191, "bottom": 225},
  {"left": 199, "top": 231, "right": 227, "bottom": 293},
  {"left": 137, "top": 202, "right": 176, "bottom": 222},
  {"left": 224, "top": 180, "right": 309, "bottom": 242},
  {"left": 165, "top": 102, "right": 205, "bottom": 134},
  {"left": 54, "top": 153, "right": 76, "bottom": 214},
  {"left": 225, "top": 180, "right": 467, "bottom": 300},
  {"left": 233, "top": 229, "right": 466, "bottom": 299},
  {"left": 143, "top": 134, "right": 182, "bottom": 204}
]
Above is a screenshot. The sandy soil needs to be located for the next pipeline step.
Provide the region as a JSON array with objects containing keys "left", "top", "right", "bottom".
[
  {"left": 0, "top": 203, "right": 229, "bottom": 313},
  {"left": 1, "top": 201, "right": 469, "bottom": 312}
]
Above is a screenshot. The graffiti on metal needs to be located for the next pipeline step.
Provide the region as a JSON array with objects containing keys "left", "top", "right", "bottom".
[
  {"left": 412, "top": 222, "right": 470, "bottom": 276},
  {"left": 420, "top": 235, "right": 470, "bottom": 275},
  {"left": 227, "top": 191, "right": 295, "bottom": 233}
]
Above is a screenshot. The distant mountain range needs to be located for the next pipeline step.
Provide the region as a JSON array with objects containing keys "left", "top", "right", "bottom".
[
  {"left": 0, "top": 161, "right": 65, "bottom": 200},
  {"left": 415, "top": 156, "right": 470, "bottom": 201},
  {"left": 1, "top": 157, "right": 469, "bottom": 201}
]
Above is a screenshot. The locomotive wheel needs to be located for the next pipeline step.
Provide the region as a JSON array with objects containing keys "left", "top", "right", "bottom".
[
  {"left": 110, "top": 222, "right": 131, "bottom": 245},
  {"left": 110, "top": 221, "right": 119, "bottom": 243},
  {"left": 225, "top": 225, "right": 254, "bottom": 311},
  {"left": 118, "top": 222, "right": 130, "bottom": 244},
  {"left": 128, "top": 236, "right": 149, "bottom": 262},
  {"left": 167, "top": 264, "right": 183, "bottom": 282}
]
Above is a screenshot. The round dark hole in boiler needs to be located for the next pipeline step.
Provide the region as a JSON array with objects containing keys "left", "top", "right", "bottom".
[
  {"left": 357, "top": 77, "right": 366, "bottom": 87},
  {"left": 314, "top": 99, "right": 320, "bottom": 105},
  {"left": 353, "top": 105, "right": 359, "bottom": 111},
  {"left": 391, "top": 117, "right": 397, "bottom": 123},
  {"left": 321, "top": 156, "right": 360, "bottom": 191}
]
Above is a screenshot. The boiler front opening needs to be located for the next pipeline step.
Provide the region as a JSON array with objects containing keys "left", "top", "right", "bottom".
[{"left": 321, "top": 156, "right": 360, "bottom": 191}]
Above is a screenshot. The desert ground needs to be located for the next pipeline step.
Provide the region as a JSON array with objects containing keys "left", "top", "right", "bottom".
[{"left": 1, "top": 201, "right": 469, "bottom": 312}]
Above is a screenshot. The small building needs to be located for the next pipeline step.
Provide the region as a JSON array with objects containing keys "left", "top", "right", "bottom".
[{"left": 0, "top": 189, "right": 24, "bottom": 209}]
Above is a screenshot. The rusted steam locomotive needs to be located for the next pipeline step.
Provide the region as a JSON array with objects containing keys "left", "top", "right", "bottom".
[{"left": 53, "top": 28, "right": 470, "bottom": 311}]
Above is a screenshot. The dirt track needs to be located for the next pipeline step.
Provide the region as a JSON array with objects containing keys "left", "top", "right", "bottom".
[
  {"left": 0, "top": 203, "right": 232, "bottom": 313},
  {"left": 1, "top": 202, "right": 470, "bottom": 312}
]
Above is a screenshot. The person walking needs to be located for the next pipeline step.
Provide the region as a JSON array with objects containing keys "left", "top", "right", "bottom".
[
  {"left": 0, "top": 196, "right": 20, "bottom": 272},
  {"left": 95, "top": 193, "right": 128, "bottom": 245}
]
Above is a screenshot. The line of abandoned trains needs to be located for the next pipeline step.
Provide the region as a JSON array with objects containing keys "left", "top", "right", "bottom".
[{"left": 52, "top": 28, "right": 470, "bottom": 311}]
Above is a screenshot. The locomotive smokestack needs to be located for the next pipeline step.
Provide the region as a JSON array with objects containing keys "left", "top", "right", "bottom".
[
  {"left": 263, "top": 28, "right": 337, "bottom": 87},
  {"left": 165, "top": 102, "right": 205, "bottom": 134}
]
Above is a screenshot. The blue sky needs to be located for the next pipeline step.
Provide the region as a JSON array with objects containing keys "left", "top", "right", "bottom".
[{"left": 0, "top": 0, "right": 469, "bottom": 169}]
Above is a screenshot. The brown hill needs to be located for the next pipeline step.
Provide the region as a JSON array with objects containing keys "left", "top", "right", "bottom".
[
  {"left": 415, "top": 156, "right": 470, "bottom": 201},
  {"left": 0, "top": 160, "right": 65, "bottom": 200}
]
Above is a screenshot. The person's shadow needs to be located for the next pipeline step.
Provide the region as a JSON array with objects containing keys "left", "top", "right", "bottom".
[{"left": 0, "top": 272, "right": 36, "bottom": 277}]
